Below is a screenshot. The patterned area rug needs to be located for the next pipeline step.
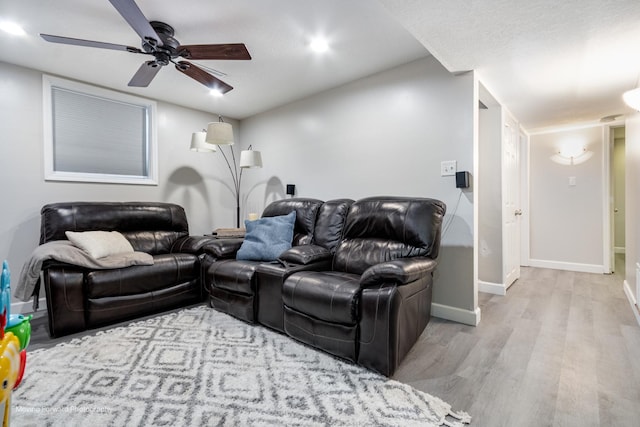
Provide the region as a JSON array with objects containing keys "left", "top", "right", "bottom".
[{"left": 11, "top": 306, "right": 471, "bottom": 426}]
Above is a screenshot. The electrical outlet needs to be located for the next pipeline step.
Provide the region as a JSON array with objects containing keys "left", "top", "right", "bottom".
[{"left": 441, "top": 160, "right": 457, "bottom": 176}]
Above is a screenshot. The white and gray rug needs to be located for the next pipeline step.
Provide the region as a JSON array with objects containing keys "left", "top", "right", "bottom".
[{"left": 11, "top": 306, "right": 471, "bottom": 426}]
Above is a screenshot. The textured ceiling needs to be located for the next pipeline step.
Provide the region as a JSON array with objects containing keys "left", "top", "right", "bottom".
[
  {"left": 2, "top": 0, "right": 640, "bottom": 130},
  {"left": 0, "top": 0, "right": 428, "bottom": 120},
  {"left": 379, "top": 0, "right": 640, "bottom": 130}
]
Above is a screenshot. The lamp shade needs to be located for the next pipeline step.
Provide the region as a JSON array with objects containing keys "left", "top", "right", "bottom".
[
  {"left": 239, "top": 150, "right": 263, "bottom": 168},
  {"left": 190, "top": 132, "right": 217, "bottom": 152},
  {"left": 206, "top": 121, "right": 234, "bottom": 145},
  {"left": 623, "top": 87, "right": 640, "bottom": 111}
]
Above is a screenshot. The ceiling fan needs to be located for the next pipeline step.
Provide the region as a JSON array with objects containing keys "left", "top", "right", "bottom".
[{"left": 40, "top": 0, "right": 251, "bottom": 93}]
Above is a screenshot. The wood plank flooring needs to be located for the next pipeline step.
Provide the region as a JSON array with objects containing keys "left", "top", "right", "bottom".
[
  {"left": 26, "top": 262, "right": 640, "bottom": 426},
  {"left": 394, "top": 262, "right": 640, "bottom": 426}
]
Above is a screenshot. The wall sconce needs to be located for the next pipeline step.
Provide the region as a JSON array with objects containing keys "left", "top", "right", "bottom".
[
  {"left": 622, "top": 68, "right": 640, "bottom": 110},
  {"left": 550, "top": 147, "right": 593, "bottom": 166},
  {"left": 191, "top": 116, "right": 263, "bottom": 227},
  {"left": 623, "top": 86, "right": 640, "bottom": 111}
]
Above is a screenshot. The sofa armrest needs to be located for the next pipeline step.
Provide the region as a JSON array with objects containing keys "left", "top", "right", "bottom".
[
  {"left": 42, "top": 266, "right": 86, "bottom": 337},
  {"left": 202, "top": 238, "right": 245, "bottom": 259},
  {"left": 359, "top": 257, "right": 437, "bottom": 288},
  {"left": 170, "top": 235, "right": 220, "bottom": 254},
  {"left": 278, "top": 245, "right": 332, "bottom": 266},
  {"left": 358, "top": 275, "right": 433, "bottom": 376}
]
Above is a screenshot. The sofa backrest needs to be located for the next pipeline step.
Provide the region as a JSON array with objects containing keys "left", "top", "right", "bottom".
[
  {"left": 333, "top": 196, "right": 446, "bottom": 275},
  {"left": 313, "top": 199, "right": 354, "bottom": 253},
  {"left": 261, "top": 198, "right": 324, "bottom": 246},
  {"left": 40, "top": 202, "right": 189, "bottom": 255}
]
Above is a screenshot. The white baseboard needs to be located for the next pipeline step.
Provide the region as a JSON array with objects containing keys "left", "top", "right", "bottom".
[
  {"left": 623, "top": 280, "right": 640, "bottom": 327},
  {"left": 10, "top": 298, "right": 46, "bottom": 315},
  {"left": 528, "top": 259, "right": 604, "bottom": 274},
  {"left": 431, "top": 302, "right": 481, "bottom": 326},
  {"left": 614, "top": 247, "right": 626, "bottom": 254},
  {"left": 478, "top": 280, "right": 506, "bottom": 296}
]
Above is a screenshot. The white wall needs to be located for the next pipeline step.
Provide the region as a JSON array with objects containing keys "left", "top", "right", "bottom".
[
  {"left": 238, "top": 57, "right": 477, "bottom": 320},
  {"left": 478, "top": 85, "right": 503, "bottom": 285},
  {"left": 529, "top": 125, "right": 604, "bottom": 272},
  {"left": 0, "top": 61, "right": 243, "bottom": 304},
  {"left": 625, "top": 113, "right": 640, "bottom": 310},
  {"left": 1, "top": 57, "right": 480, "bottom": 323}
]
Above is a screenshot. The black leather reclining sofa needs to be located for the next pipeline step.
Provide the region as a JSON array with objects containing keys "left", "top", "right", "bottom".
[
  {"left": 39, "top": 202, "right": 214, "bottom": 337},
  {"left": 203, "top": 196, "right": 446, "bottom": 376},
  {"left": 37, "top": 197, "right": 445, "bottom": 376}
]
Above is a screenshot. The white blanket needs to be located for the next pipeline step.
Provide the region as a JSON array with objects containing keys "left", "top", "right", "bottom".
[{"left": 15, "top": 240, "right": 154, "bottom": 302}]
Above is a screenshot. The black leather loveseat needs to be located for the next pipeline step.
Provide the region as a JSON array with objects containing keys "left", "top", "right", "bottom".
[
  {"left": 203, "top": 196, "right": 446, "bottom": 376},
  {"left": 37, "top": 202, "right": 214, "bottom": 337}
]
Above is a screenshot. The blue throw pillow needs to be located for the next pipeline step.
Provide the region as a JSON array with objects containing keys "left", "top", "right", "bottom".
[{"left": 236, "top": 211, "right": 297, "bottom": 261}]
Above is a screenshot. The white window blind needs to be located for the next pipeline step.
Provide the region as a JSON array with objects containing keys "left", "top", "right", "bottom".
[{"left": 43, "top": 75, "right": 158, "bottom": 185}]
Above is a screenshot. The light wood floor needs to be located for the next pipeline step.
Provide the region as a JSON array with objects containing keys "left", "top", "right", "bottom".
[
  {"left": 394, "top": 260, "right": 640, "bottom": 426},
  {"left": 27, "top": 262, "right": 640, "bottom": 426}
]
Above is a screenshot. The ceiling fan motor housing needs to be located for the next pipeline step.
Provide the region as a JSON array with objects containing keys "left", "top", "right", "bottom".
[{"left": 143, "top": 21, "right": 180, "bottom": 65}]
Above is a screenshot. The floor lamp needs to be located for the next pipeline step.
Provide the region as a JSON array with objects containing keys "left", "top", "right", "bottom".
[{"left": 191, "top": 118, "right": 262, "bottom": 228}]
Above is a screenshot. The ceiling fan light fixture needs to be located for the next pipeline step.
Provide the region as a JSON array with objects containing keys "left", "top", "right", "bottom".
[
  {"left": 39, "top": 0, "right": 251, "bottom": 91},
  {"left": 210, "top": 88, "right": 224, "bottom": 97},
  {"left": 623, "top": 87, "right": 640, "bottom": 111}
]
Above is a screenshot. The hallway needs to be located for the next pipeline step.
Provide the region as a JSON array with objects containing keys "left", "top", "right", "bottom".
[{"left": 394, "top": 265, "right": 640, "bottom": 426}]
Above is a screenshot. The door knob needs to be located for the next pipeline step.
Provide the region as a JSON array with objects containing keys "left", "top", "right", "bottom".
[{"left": 514, "top": 209, "right": 522, "bottom": 216}]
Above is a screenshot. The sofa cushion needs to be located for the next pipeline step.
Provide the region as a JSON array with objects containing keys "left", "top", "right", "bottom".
[
  {"left": 262, "top": 198, "right": 323, "bottom": 246},
  {"left": 65, "top": 230, "right": 134, "bottom": 259},
  {"left": 237, "top": 212, "right": 296, "bottom": 261},
  {"left": 282, "top": 271, "right": 361, "bottom": 325},
  {"left": 313, "top": 199, "right": 353, "bottom": 252},
  {"left": 334, "top": 197, "right": 446, "bottom": 274},
  {"left": 122, "top": 230, "right": 188, "bottom": 255},
  {"left": 86, "top": 253, "right": 199, "bottom": 298}
]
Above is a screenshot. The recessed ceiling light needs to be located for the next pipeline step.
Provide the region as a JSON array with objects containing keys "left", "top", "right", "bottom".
[
  {"left": 309, "top": 37, "right": 329, "bottom": 53},
  {"left": 210, "top": 89, "right": 224, "bottom": 97},
  {"left": 0, "top": 21, "right": 26, "bottom": 36}
]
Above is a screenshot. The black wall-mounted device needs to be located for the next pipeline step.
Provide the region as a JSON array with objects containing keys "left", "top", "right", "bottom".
[
  {"left": 286, "top": 184, "right": 296, "bottom": 196},
  {"left": 455, "top": 171, "right": 470, "bottom": 188}
]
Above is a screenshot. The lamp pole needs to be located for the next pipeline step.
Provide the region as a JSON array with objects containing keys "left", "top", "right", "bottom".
[
  {"left": 216, "top": 145, "right": 245, "bottom": 228},
  {"left": 192, "top": 121, "right": 261, "bottom": 228}
]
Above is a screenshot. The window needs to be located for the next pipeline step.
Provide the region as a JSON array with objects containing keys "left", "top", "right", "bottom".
[{"left": 43, "top": 75, "right": 158, "bottom": 185}]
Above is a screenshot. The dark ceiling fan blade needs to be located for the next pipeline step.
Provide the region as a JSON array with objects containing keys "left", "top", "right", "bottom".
[
  {"left": 40, "top": 33, "right": 143, "bottom": 53},
  {"left": 128, "top": 61, "right": 163, "bottom": 87},
  {"left": 175, "top": 61, "right": 233, "bottom": 93},
  {"left": 108, "top": 0, "right": 162, "bottom": 46},
  {"left": 178, "top": 44, "right": 251, "bottom": 60}
]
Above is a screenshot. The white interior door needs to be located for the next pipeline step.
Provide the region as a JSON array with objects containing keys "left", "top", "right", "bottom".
[{"left": 503, "top": 118, "right": 521, "bottom": 288}]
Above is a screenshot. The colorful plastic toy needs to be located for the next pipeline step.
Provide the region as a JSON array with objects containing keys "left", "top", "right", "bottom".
[
  {"left": 0, "top": 332, "right": 25, "bottom": 426},
  {"left": 0, "top": 261, "right": 28, "bottom": 426},
  {"left": 4, "top": 316, "right": 32, "bottom": 351}
]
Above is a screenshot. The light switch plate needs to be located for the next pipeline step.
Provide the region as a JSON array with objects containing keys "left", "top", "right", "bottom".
[{"left": 441, "top": 160, "right": 457, "bottom": 176}]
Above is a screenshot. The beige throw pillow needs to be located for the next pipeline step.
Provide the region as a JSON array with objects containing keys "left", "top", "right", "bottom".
[{"left": 65, "top": 230, "right": 134, "bottom": 259}]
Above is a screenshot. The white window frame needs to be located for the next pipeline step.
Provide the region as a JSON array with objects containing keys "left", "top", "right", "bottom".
[{"left": 43, "top": 75, "right": 158, "bottom": 185}]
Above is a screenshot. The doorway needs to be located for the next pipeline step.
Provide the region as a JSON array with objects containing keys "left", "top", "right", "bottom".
[{"left": 610, "top": 126, "right": 626, "bottom": 276}]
